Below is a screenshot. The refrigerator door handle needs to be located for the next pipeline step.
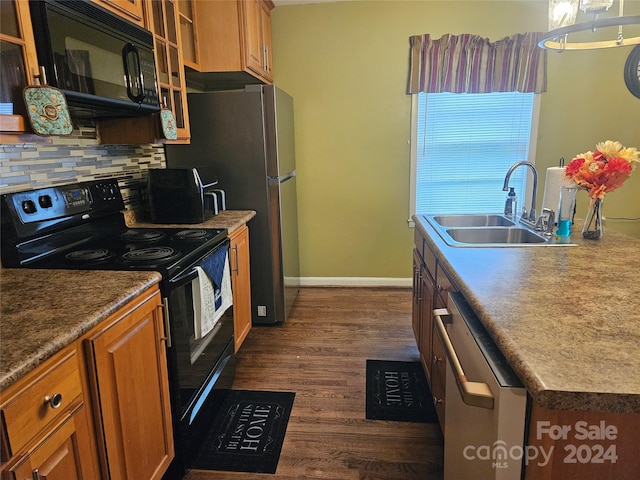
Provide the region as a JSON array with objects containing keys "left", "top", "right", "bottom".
[{"left": 269, "top": 171, "right": 296, "bottom": 183}]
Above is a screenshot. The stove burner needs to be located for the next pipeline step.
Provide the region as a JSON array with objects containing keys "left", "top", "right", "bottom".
[
  {"left": 121, "top": 229, "right": 166, "bottom": 243},
  {"left": 174, "top": 230, "right": 211, "bottom": 241},
  {"left": 65, "top": 249, "right": 114, "bottom": 264},
  {"left": 121, "top": 246, "right": 180, "bottom": 264}
]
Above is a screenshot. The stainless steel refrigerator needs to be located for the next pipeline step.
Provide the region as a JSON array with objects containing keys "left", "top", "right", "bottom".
[{"left": 165, "top": 85, "right": 300, "bottom": 325}]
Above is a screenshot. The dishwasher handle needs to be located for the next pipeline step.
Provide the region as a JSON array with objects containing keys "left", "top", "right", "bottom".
[{"left": 433, "top": 309, "right": 495, "bottom": 410}]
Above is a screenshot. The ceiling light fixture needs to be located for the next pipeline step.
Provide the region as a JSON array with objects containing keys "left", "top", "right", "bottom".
[{"left": 539, "top": 0, "right": 640, "bottom": 51}]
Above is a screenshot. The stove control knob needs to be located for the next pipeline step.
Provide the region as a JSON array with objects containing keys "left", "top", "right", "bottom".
[
  {"left": 38, "top": 195, "right": 53, "bottom": 208},
  {"left": 22, "top": 200, "right": 37, "bottom": 214}
]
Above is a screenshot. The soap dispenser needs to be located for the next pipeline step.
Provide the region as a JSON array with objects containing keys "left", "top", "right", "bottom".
[{"left": 504, "top": 187, "right": 517, "bottom": 217}]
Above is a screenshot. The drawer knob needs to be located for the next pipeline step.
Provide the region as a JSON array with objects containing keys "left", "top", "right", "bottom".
[
  {"left": 44, "top": 393, "right": 63, "bottom": 409},
  {"left": 433, "top": 395, "right": 443, "bottom": 405}
]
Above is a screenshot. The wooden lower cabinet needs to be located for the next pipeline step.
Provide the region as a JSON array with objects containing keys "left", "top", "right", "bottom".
[
  {"left": 85, "top": 286, "right": 174, "bottom": 480},
  {"left": 413, "top": 229, "right": 459, "bottom": 432},
  {"left": 0, "top": 346, "right": 99, "bottom": 480},
  {"left": 7, "top": 404, "right": 94, "bottom": 480},
  {"left": 229, "top": 224, "right": 252, "bottom": 352}
]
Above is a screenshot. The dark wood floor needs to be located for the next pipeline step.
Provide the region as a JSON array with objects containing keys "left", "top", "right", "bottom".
[{"left": 184, "top": 287, "right": 444, "bottom": 480}]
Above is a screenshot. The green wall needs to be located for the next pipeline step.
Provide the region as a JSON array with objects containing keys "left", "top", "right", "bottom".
[{"left": 271, "top": 0, "right": 640, "bottom": 280}]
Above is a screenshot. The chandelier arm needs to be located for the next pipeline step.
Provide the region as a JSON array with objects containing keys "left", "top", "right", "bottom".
[{"left": 538, "top": 14, "right": 640, "bottom": 50}]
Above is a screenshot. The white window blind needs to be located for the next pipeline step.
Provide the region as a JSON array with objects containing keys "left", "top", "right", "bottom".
[{"left": 414, "top": 92, "right": 536, "bottom": 215}]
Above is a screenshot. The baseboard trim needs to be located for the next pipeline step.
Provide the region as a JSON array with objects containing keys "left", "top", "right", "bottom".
[{"left": 299, "top": 277, "right": 412, "bottom": 287}]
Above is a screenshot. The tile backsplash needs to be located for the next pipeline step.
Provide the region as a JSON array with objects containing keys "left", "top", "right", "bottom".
[{"left": 0, "top": 126, "right": 165, "bottom": 209}]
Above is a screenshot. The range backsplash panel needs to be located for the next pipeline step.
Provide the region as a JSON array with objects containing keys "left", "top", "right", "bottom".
[{"left": 0, "top": 126, "right": 165, "bottom": 209}]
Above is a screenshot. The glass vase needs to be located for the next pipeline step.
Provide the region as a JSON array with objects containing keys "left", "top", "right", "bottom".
[{"left": 581, "top": 198, "right": 603, "bottom": 240}]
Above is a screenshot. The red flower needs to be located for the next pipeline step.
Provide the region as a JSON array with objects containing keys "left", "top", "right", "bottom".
[{"left": 565, "top": 157, "right": 585, "bottom": 177}]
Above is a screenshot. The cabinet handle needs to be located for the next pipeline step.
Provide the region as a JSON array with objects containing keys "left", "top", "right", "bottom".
[
  {"left": 32, "top": 469, "right": 41, "bottom": 480},
  {"left": 433, "top": 309, "right": 494, "bottom": 410},
  {"left": 263, "top": 45, "right": 269, "bottom": 72},
  {"left": 232, "top": 245, "right": 239, "bottom": 275},
  {"left": 432, "top": 353, "right": 443, "bottom": 365},
  {"left": 44, "top": 393, "right": 63, "bottom": 409},
  {"left": 433, "top": 395, "right": 443, "bottom": 406}
]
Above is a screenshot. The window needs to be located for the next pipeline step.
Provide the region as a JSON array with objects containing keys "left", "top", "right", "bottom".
[{"left": 410, "top": 92, "right": 539, "bottom": 219}]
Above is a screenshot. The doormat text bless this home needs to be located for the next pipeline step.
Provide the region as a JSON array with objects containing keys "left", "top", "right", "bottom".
[
  {"left": 192, "top": 390, "right": 295, "bottom": 474},
  {"left": 365, "top": 360, "right": 437, "bottom": 423}
]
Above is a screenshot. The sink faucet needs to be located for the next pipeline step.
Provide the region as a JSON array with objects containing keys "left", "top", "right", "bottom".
[{"left": 503, "top": 161, "right": 537, "bottom": 224}]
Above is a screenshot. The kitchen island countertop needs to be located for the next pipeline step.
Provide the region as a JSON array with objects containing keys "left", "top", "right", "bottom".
[
  {"left": 0, "top": 269, "right": 161, "bottom": 391},
  {"left": 414, "top": 214, "right": 640, "bottom": 413}
]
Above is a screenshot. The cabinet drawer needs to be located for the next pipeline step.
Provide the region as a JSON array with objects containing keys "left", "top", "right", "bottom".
[
  {"left": 435, "top": 263, "right": 456, "bottom": 304},
  {"left": 1, "top": 350, "right": 83, "bottom": 456},
  {"left": 413, "top": 228, "right": 424, "bottom": 259}
]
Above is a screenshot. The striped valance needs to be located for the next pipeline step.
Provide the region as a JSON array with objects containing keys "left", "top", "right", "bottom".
[{"left": 408, "top": 32, "right": 547, "bottom": 94}]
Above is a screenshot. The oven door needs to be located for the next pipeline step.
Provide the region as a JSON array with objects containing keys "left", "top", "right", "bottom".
[{"left": 163, "top": 243, "right": 235, "bottom": 422}]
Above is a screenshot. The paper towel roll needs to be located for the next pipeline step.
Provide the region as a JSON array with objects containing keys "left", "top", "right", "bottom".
[{"left": 541, "top": 167, "right": 572, "bottom": 214}]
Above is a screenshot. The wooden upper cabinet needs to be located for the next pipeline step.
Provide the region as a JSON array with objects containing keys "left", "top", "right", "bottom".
[
  {"left": 185, "top": 0, "right": 275, "bottom": 86},
  {"left": 178, "top": 0, "right": 199, "bottom": 70},
  {"left": 91, "top": 0, "right": 146, "bottom": 27},
  {"left": 0, "top": 0, "right": 41, "bottom": 137}
]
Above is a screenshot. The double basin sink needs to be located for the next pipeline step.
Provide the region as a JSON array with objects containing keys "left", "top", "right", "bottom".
[{"left": 423, "top": 214, "right": 576, "bottom": 247}]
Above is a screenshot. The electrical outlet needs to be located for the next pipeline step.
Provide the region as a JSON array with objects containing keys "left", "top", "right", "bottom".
[{"left": 257, "top": 306, "right": 267, "bottom": 316}]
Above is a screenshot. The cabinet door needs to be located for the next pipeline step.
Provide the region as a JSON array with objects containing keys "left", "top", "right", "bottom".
[
  {"left": 260, "top": 0, "right": 273, "bottom": 81},
  {"left": 92, "top": 0, "right": 145, "bottom": 27},
  {"left": 418, "top": 264, "right": 436, "bottom": 383},
  {"left": 7, "top": 404, "right": 97, "bottom": 480},
  {"left": 242, "top": 0, "right": 264, "bottom": 78},
  {"left": 0, "top": 0, "right": 39, "bottom": 134},
  {"left": 230, "top": 224, "right": 252, "bottom": 352},
  {"left": 178, "top": 0, "right": 198, "bottom": 69},
  {"left": 411, "top": 249, "right": 422, "bottom": 345},
  {"left": 86, "top": 289, "right": 174, "bottom": 480}
]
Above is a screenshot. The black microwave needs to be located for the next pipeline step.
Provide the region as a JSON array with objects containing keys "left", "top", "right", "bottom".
[{"left": 29, "top": 0, "right": 160, "bottom": 119}]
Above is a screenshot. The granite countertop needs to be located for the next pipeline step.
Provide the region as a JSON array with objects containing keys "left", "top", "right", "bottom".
[
  {"left": 414, "top": 215, "right": 640, "bottom": 413},
  {"left": 0, "top": 269, "right": 161, "bottom": 391},
  {"left": 124, "top": 209, "right": 256, "bottom": 233},
  {"left": 0, "top": 210, "right": 256, "bottom": 391}
]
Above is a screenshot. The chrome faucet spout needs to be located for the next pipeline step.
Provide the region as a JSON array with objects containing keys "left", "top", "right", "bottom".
[{"left": 503, "top": 161, "right": 537, "bottom": 222}]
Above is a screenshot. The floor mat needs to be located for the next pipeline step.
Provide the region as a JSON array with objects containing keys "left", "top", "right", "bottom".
[
  {"left": 366, "top": 360, "right": 438, "bottom": 423},
  {"left": 192, "top": 390, "right": 295, "bottom": 474}
]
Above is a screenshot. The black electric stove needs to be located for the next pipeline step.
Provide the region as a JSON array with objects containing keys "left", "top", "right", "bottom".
[
  {"left": 0, "top": 179, "right": 227, "bottom": 279},
  {"left": 1, "top": 179, "right": 237, "bottom": 480}
]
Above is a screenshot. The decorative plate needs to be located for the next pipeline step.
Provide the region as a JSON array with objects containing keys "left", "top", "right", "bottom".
[
  {"left": 23, "top": 86, "right": 73, "bottom": 136},
  {"left": 160, "top": 109, "right": 178, "bottom": 140}
]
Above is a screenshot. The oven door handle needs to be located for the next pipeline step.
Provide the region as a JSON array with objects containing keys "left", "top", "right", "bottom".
[
  {"left": 433, "top": 309, "right": 495, "bottom": 410},
  {"left": 170, "top": 267, "right": 199, "bottom": 286}
]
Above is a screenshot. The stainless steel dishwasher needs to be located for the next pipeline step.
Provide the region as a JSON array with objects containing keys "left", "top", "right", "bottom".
[{"left": 434, "top": 292, "right": 527, "bottom": 480}]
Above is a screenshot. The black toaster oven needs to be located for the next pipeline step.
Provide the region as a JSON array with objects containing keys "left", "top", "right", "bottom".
[{"left": 147, "top": 168, "right": 225, "bottom": 224}]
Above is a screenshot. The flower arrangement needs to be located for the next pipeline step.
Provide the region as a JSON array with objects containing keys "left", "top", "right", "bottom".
[{"left": 565, "top": 140, "right": 639, "bottom": 206}]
